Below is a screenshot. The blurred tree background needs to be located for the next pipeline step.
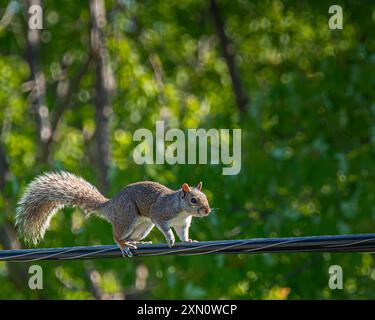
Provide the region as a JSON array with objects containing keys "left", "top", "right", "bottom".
[{"left": 0, "top": 0, "right": 375, "bottom": 299}]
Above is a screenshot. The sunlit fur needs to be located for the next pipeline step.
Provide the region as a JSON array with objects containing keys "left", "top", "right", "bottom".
[{"left": 16, "top": 171, "right": 108, "bottom": 245}]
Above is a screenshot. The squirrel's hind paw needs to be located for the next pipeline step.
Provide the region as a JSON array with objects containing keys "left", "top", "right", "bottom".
[
  {"left": 120, "top": 246, "right": 133, "bottom": 258},
  {"left": 115, "top": 240, "right": 137, "bottom": 258}
]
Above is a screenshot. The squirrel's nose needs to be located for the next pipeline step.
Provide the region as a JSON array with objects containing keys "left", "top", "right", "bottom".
[{"left": 205, "top": 207, "right": 211, "bottom": 214}]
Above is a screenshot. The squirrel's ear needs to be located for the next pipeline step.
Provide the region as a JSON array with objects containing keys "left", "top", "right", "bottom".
[
  {"left": 182, "top": 183, "right": 191, "bottom": 193},
  {"left": 196, "top": 181, "right": 202, "bottom": 190}
]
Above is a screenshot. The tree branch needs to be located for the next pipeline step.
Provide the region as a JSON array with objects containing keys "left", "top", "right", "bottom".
[
  {"left": 40, "top": 53, "right": 94, "bottom": 162},
  {"left": 209, "top": 0, "right": 249, "bottom": 113},
  {"left": 89, "top": 0, "right": 115, "bottom": 192},
  {"left": 24, "top": 0, "right": 52, "bottom": 161}
]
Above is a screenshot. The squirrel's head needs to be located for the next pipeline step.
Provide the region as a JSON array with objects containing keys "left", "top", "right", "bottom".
[{"left": 180, "top": 182, "right": 211, "bottom": 217}]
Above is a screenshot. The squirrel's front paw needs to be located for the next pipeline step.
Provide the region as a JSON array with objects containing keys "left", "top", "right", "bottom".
[
  {"left": 185, "top": 239, "right": 198, "bottom": 243},
  {"left": 167, "top": 236, "right": 175, "bottom": 247}
]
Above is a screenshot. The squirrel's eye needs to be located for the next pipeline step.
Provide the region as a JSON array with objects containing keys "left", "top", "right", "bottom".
[{"left": 190, "top": 198, "right": 197, "bottom": 204}]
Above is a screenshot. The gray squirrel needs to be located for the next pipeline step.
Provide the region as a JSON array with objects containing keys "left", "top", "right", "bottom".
[{"left": 15, "top": 171, "right": 211, "bottom": 257}]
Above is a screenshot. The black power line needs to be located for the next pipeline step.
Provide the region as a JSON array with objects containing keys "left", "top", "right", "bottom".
[{"left": 1, "top": 233, "right": 375, "bottom": 262}]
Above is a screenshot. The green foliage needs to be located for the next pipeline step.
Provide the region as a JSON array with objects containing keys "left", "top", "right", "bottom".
[{"left": 0, "top": 0, "right": 375, "bottom": 299}]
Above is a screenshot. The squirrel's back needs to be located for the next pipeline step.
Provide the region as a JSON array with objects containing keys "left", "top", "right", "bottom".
[
  {"left": 16, "top": 171, "right": 108, "bottom": 244},
  {"left": 110, "top": 181, "right": 173, "bottom": 216}
]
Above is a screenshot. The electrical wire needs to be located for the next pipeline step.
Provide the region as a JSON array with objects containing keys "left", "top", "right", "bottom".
[{"left": 1, "top": 233, "right": 375, "bottom": 262}]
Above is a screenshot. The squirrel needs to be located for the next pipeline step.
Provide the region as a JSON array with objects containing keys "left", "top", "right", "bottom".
[{"left": 15, "top": 171, "right": 211, "bottom": 257}]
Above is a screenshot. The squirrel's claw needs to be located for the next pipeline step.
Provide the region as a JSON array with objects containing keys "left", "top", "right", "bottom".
[
  {"left": 116, "top": 240, "right": 137, "bottom": 258},
  {"left": 167, "top": 237, "right": 175, "bottom": 247},
  {"left": 120, "top": 246, "right": 133, "bottom": 258},
  {"left": 186, "top": 239, "right": 198, "bottom": 243},
  {"left": 126, "top": 242, "right": 138, "bottom": 249}
]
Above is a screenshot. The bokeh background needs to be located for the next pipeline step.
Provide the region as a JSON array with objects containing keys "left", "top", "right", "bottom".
[{"left": 0, "top": 0, "right": 375, "bottom": 299}]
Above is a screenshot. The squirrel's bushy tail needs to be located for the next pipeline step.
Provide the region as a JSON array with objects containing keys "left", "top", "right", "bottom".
[{"left": 16, "top": 171, "right": 108, "bottom": 245}]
